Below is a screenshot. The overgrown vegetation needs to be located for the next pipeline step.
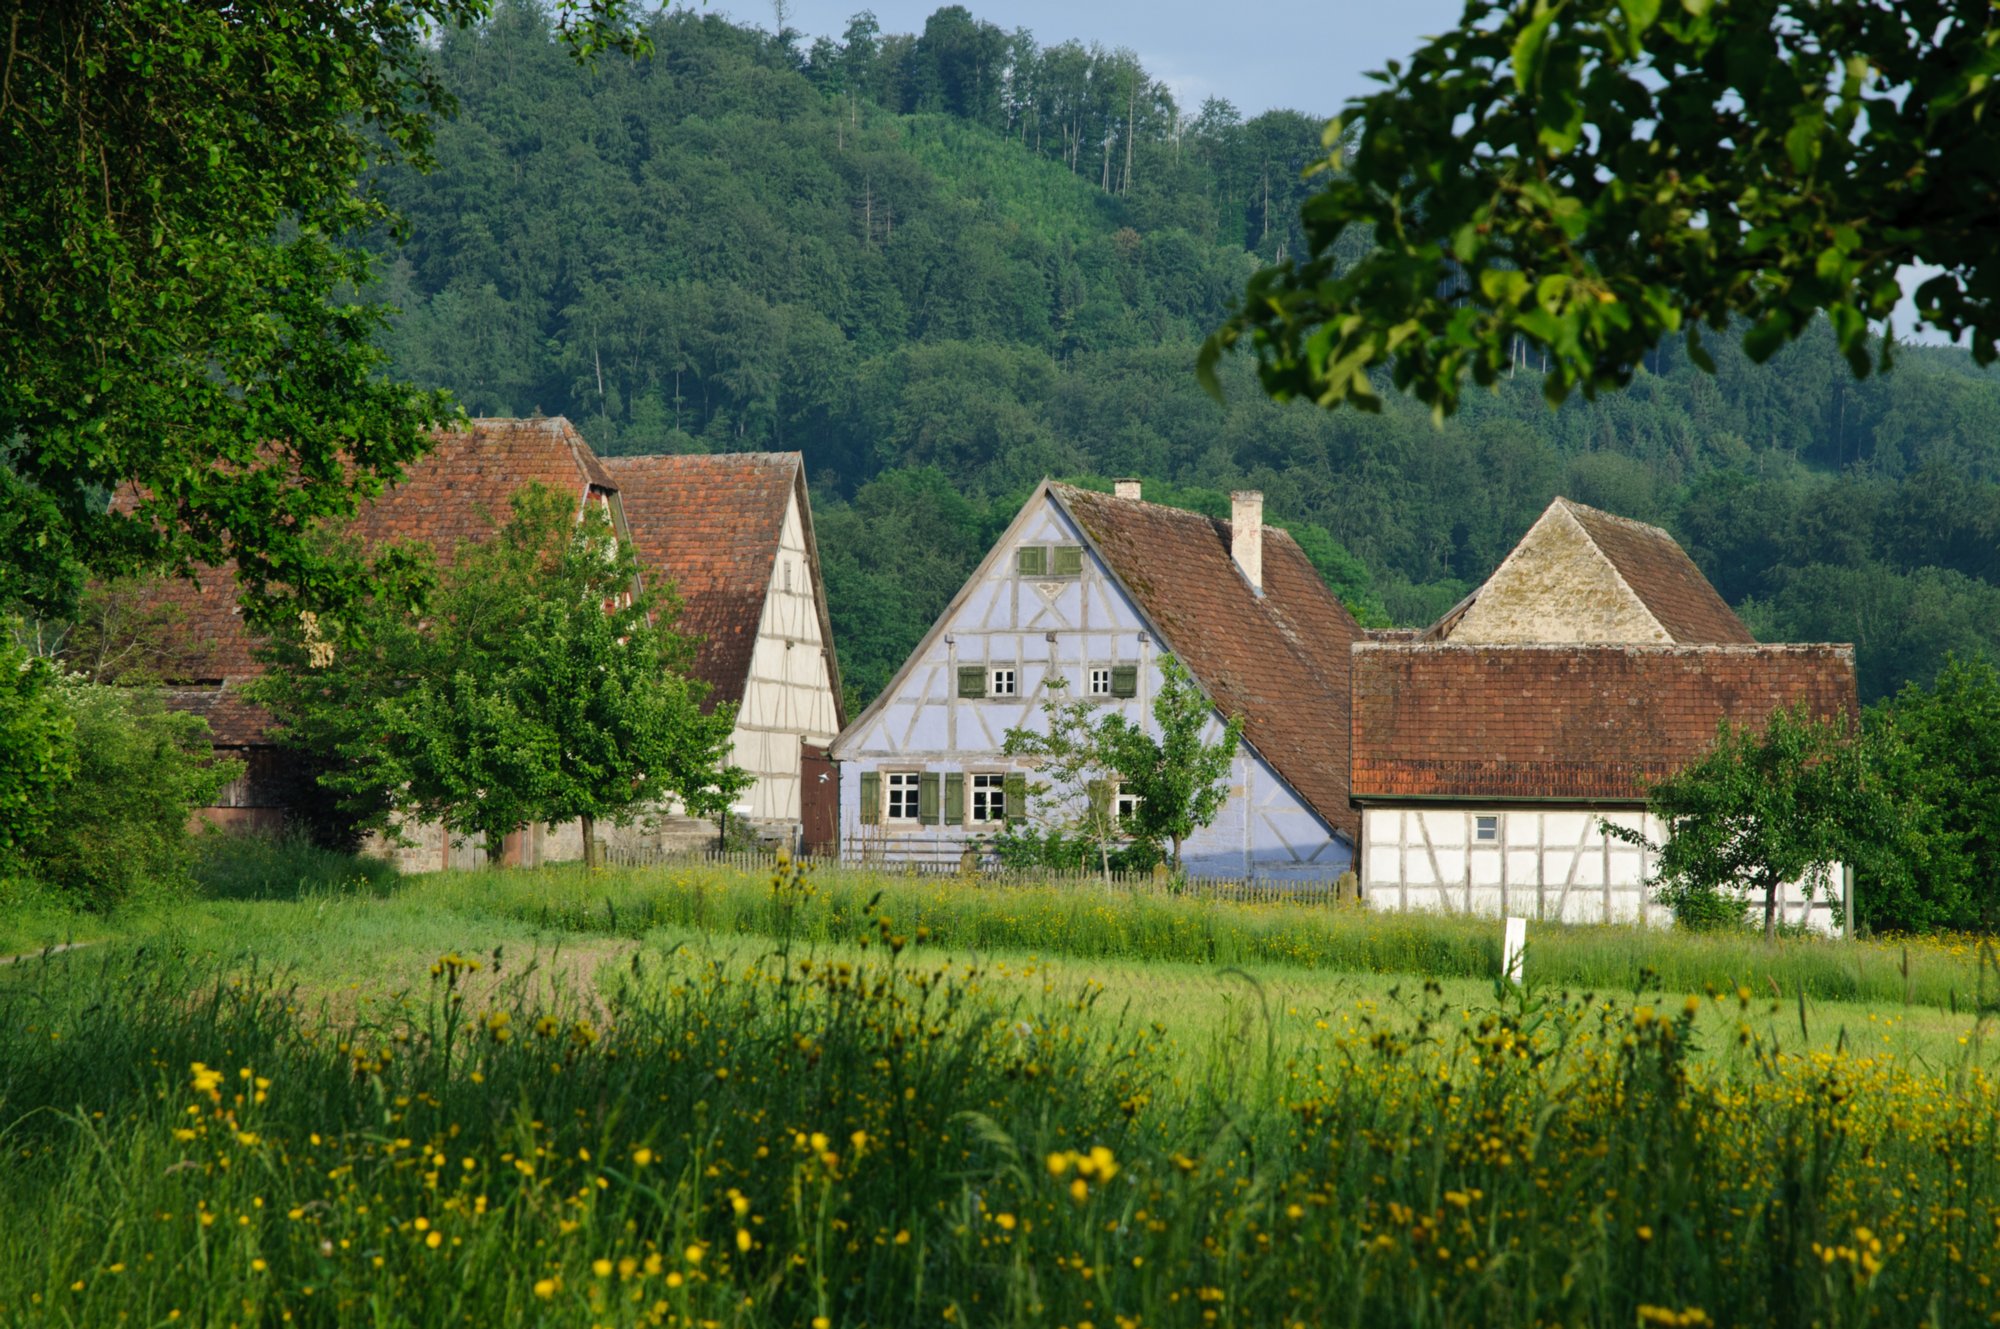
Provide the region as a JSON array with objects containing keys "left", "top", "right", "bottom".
[{"left": 5, "top": 862, "right": 2000, "bottom": 1325}]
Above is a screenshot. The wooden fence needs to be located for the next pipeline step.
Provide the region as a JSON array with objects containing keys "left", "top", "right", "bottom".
[{"left": 600, "top": 843, "right": 1350, "bottom": 907}]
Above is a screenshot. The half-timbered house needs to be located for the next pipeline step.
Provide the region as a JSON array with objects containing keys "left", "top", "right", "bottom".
[
  {"left": 829, "top": 480, "right": 1363, "bottom": 880},
  {"left": 1350, "top": 498, "right": 1859, "bottom": 929}
]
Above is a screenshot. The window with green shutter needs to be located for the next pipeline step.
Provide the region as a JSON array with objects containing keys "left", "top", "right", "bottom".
[
  {"left": 1015, "top": 545, "right": 1047, "bottom": 576},
  {"left": 859, "top": 771, "right": 882, "bottom": 825},
  {"left": 957, "top": 665, "right": 987, "bottom": 698},
  {"left": 919, "top": 772, "right": 941, "bottom": 825},
  {"left": 1110, "top": 664, "right": 1139, "bottom": 698},
  {"left": 1003, "top": 773, "right": 1027, "bottom": 823},
  {"left": 943, "top": 773, "right": 965, "bottom": 826},
  {"left": 1051, "top": 544, "right": 1083, "bottom": 577}
]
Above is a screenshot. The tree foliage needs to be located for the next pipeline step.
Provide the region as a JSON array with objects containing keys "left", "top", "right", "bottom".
[
  {"left": 14, "top": 684, "right": 242, "bottom": 910},
  {"left": 1617, "top": 706, "right": 1867, "bottom": 938},
  {"left": 1206, "top": 0, "right": 2000, "bottom": 416},
  {"left": 251, "top": 485, "right": 747, "bottom": 861},
  {"left": 1096, "top": 657, "right": 1243, "bottom": 871},
  {"left": 1001, "top": 655, "right": 1240, "bottom": 873},
  {"left": 0, "top": 629, "right": 76, "bottom": 857},
  {"left": 0, "top": 0, "right": 646, "bottom": 622}
]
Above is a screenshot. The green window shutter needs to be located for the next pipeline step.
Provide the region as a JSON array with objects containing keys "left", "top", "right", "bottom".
[
  {"left": 1051, "top": 544, "right": 1084, "bottom": 577},
  {"left": 1003, "top": 773, "right": 1027, "bottom": 824},
  {"left": 919, "top": 772, "right": 941, "bottom": 825},
  {"left": 859, "top": 771, "right": 882, "bottom": 825},
  {"left": 1087, "top": 778, "right": 1111, "bottom": 823},
  {"left": 1016, "top": 545, "right": 1047, "bottom": 577},
  {"left": 1111, "top": 664, "right": 1139, "bottom": 698},
  {"left": 943, "top": 773, "right": 965, "bottom": 826},
  {"left": 957, "top": 665, "right": 987, "bottom": 698}
]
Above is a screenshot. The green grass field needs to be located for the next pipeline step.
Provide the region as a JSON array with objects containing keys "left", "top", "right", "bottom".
[{"left": 6, "top": 847, "right": 2000, "bottom": 1325}]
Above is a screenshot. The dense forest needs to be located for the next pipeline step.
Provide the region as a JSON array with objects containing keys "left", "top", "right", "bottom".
[{"left": 369, "top": 3, "right": 2000, "bottom": 706}]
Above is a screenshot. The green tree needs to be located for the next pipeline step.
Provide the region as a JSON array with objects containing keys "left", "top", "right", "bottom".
[
  {"left": 16, "top": 684, "right": 242, "bottom": 910},
  {"left": 253, "top": 485, "right": 747, "bottom": 865},
  {"left": 1000, "top": 678, "right": 1128, "bottom": 881},
  {"left": 1, "top": 0, "right": 646, "bottom": 621},
  {"left": 1614, "top": 706, "right": 1866, "bottom": 939},
  {"left": 1098, "top": 656, "right": 1242, "bottom": 872},
  {"left": 0, "top": 628, "right": 76, "bottom": 859},
  {"left": 1206, "top": 0, "right": 2000, "bottom": 415},
  {"left": 1858, "top": 657, "right": 2000, "bottom": 932}
]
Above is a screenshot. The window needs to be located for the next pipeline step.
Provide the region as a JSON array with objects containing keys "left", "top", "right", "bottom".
[
  {"left": 1087, "top": 667, "right": 1113, "bottom": 697},
  {"left": 886, "top": 772, "right": 923, "bottom": 822},
  {"left": 1110, "top": 664, "right": 1140, "bottom": 698},
  {"left": 1115, "top": 786, "right": 1143, "bottom": 823},
  {"left": 1475, "top": 815, "right": 1499, "bottom": 843},
  {"left": 1016, "top": 545, "right": 1047, "bottom": 577},
  {"left": 1050, "top": 544, "right": 1084, "bottom": 577},
  {"left": 990, "top": 667, "right": 1017, "bottom": 697},
  {"left": 970, "top": 773, "right": 1008, "bottom": 824},
  {"left": 1016, "top": 544, "right": 1083, "bottom": 577}
]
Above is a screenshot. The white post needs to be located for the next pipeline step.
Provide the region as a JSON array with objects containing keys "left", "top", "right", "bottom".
[{"left": 1503, "top": 916, "right": 1527, "bottom": 986}]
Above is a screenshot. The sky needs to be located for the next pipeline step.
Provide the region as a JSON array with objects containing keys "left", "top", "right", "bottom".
[{"left": 722, "top": 0, "right": 1473, "bottom": 118}]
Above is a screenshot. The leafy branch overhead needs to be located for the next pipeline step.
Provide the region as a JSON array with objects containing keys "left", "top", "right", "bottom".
[
  {"left": 0, "top": 0, "right": 650, "bottom": 621},
  {"left": 1203, "top": 0, "right": 2000, "bottom": 416}
]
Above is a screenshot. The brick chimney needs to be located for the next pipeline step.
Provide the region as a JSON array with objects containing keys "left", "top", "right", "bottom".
[
  {"left": 1231, "top": 490, "right": 1263, "bottom": 594},
  {"left": 1114, "top": 478, "right": 1142, "bottom": 500}
]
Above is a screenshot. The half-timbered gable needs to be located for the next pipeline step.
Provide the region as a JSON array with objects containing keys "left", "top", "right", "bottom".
[
  {"left": 831, "top": 480, "right": 1361, "bottom": 881},
  {"left": 601, "top": 453, "right": 843, "bottom": 830}
]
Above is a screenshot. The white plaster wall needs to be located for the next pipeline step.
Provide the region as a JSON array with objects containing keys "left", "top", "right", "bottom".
[
  {"left": 730, "top": 489, "right": 841, "bottom": 826},
  {"left": 1359, "top": 806, "right": 1842, "bottom": 932}
]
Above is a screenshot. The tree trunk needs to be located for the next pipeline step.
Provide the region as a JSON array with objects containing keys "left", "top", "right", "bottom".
[
  {"left": 1762, "top": 875, "right": 1779, "bottom": 941},
  {"left": 582, "top": 812, "right": 598, "bottom": 870}
]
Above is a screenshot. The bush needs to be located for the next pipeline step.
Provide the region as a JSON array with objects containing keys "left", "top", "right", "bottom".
[
  {"left": 15, "top": 682, "right": 239, "bottom": 909},
  {"left": 192, "top": 830, "right": 398, "bottom": 902}
]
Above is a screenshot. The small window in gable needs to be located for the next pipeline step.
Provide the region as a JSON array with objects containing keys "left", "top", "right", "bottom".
[
  {"left": 990, "top": 667, "right": 1017, "bottom": 698},
  {"left": 1051, "top": 544, "right": 1084, "bottom": 577},
  {"left": 1016, "top": 545, "right": 1047, "bottom": 577},
  {"left": 1087, "top": 667, "right": 1113, "bottom": 697},
  {"left": 1475, "top": 815, "right": 1499, "bottom": 843}
]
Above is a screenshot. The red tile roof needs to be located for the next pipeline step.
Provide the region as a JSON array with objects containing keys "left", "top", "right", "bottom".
[
  {"left": 1350, "top": 642, "right": 1858, "bottom": 803},
  {"left": 162, "top": 687, "right": 272, "bottom": 747},
  {"left": 601, "top": 452, "right": 840, "bottom": 715},
  {"left": 1054, "top": 484, "right": 1364, "bottom": 841},
  {"left": 129, "top": 417, "right": 620, "bottom": 715},
  {"left": 1561, "top": 501, "right": 1754, "bottom": 643}
]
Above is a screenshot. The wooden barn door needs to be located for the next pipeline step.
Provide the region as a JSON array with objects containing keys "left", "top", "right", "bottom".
[{"left": 800, "top": 744, "right": 838, "bottom": 858}]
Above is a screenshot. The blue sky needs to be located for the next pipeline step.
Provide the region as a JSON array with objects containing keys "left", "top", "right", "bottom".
[{"left": 721, "top": 0, "right": 1473, "bottom": 118}]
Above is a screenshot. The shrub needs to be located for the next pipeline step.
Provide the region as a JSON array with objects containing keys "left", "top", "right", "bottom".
[{"left": 16, "top": 682, "right": 239, "bottom": 909}]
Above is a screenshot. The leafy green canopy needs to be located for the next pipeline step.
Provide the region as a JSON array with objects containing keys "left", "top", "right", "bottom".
[
  {"left": 1206, "top": 0, "right": 2000, "bottom": 415},
  {"left": 251, "top": 485, "right": 748, "bottom": 858},
  {"left": 1618, "top": 704, "right": 1874, "bottom": 938},
  {"left": 0, "top": 0, "right": 645, "bottom": 621}
]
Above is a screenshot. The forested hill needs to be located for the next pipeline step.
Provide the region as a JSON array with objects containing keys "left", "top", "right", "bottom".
[{"left": 372, "top": 2, "right": 2000, "bottom": 707}]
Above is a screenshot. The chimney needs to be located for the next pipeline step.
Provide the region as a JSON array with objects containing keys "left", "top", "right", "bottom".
[
  {"left": 1114, "top": 478, "right": 1142, "bottom": 501},
  {"left": 1231, "top": 490, "right": 1264, "bottom": 594}
]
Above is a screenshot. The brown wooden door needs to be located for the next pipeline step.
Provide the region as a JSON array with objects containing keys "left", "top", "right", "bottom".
[{"left": 801, "top": 743, "right": 837, "bottom": 858}]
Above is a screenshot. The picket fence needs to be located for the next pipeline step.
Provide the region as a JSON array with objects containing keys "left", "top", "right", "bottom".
[{"left": 600, "top": 842, "right": 1349, "bottom": 908}]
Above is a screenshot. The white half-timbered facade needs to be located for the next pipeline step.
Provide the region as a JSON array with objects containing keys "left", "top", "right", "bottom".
[{"left": 831, "top": 480, "right": 1361, "bottom": 881}]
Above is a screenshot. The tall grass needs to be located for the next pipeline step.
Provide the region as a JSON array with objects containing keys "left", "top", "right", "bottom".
[
  {"left": 3, "top": 876, "right": 1997, "bottom": 1327},
  {"left": 192, "top": 830, "right": 399, "bottom": 901},
  {"left": 411, "top": 859, "right": 1992, "bottom": 1011}
]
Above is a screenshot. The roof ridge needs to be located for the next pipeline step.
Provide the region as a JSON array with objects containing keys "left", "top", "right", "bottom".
[{"left": 1554, "top": 495, "right": 1679, "bottom": 543}]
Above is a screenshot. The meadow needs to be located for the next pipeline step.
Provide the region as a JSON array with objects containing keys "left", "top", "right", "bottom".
[{"left": 5, "top": 847, "right": 2000, "bottom": 1325}]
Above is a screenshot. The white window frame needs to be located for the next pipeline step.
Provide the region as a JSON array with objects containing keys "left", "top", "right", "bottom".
[
  {"left": 1474, "top": 814, "right": 1499, "bottom": 843},
  {"left": 969, "top": 772, "right": 1008, "bottom": 826},
  {"left": 1087, "top": 667, "right": 1113, "bottom": 698},
  {"left": 1115, "top": 784, "right": 1142, "bottom": 824},
  {"left": 990, "top": 666, "right": 1018, "bottom": 698},
  {"left": 886, "top": 771, "right": 923, "bottom": 823}
]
